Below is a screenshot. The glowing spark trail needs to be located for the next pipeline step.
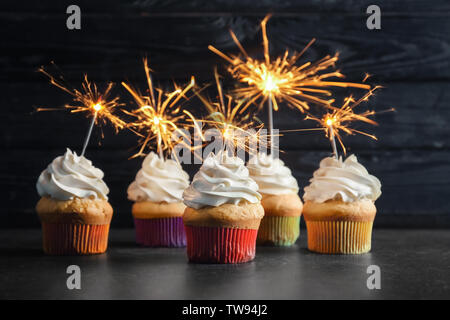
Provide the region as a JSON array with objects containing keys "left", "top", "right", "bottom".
[
  {"left": 195, "top": 70, "right": 269, "bottom": 155},
  {"left": 209, "top": 15, "right": 372, "bottom": 154},
  {"left": 209, "top": 15, "right": 371, "bottom": 114},
  {"left": 305, "top": 86, "right": 394, "bottom": 156},
  {"left": 122, "top": 58, "right": 197, "bottom": 159},
  {"left": 37, "top": 67, "right": 126, "bottom": 156}
]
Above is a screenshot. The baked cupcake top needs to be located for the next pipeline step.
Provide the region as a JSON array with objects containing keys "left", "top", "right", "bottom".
[
  {"left": 127, "top": 152, "right": 190, "bottom": 203},
  {"left": 303, "top": 155, "right": 381, "bottom": 203},
  {"left": 247, "top": 153, "right": 299, "bottom": 195},
  {"left": 36, "top": 148, "right": 109, "bottom": 201},
  {"left": 183, "top": 151, "right": 261, "bottom": 209}
]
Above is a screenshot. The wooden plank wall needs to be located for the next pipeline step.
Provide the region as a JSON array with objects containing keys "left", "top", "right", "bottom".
[{"left": 1, "top": 1, "right": 449, "bottom": 227}]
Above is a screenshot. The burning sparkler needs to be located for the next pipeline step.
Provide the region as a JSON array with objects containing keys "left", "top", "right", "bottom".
[
  {"left": 305, "top": 86, "right": 393, "bottom": 157},
  {"left": 209, "top": 15, "right": 371, "bottom": 153},
  {"left": 194, "top": 70, "right": 268, "bottom": 155},
  {"left": 37, "top": 66, "right": 126, "bottom": 156},
  {"left": 122, "top": 58, "right": 197, "bottom": 159}
]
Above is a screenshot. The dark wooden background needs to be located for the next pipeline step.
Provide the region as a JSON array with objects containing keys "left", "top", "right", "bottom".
[{"left": 1, "top": 1, "right": 449, "bottom": 228}]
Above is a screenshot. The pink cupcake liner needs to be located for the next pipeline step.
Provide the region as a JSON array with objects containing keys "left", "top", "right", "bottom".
[
  {"left": 134, "top": 217, "right": 186, "bottom": 247},
  {"left": 185, "top": 226, "right": 258, "bottom": 264}
]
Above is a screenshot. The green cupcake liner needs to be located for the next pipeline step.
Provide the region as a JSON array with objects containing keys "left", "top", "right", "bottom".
[{"left": 256, "top": 216, "right": 300, "bottom": 246}]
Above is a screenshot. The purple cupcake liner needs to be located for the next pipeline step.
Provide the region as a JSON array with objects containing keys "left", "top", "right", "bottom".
[{"left": 134, "top": 217, "right": 186, "bottom": 247}]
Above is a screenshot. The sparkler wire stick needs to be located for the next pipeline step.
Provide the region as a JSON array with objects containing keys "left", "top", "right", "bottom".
[
  {"left": 328, "top": 124, "right": 338, "bottom": 159},
  {"left": 215, "top": 71, "right": 228, "bottom": 154},
  {"left": 81, "top": 110, "right": 98, "bottom": 157},
  {"left": 267, "top": 96, "right": 274, "bottom": 154},
  {"left": 157, "top": 133, "right": 164, "bottom": 159}
]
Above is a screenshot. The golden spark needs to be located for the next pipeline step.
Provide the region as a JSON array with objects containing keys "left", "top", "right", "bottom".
[
  {"left": 208, "top": 14, "right": 371, "bottom": 114},
  {"left": 195, "top": 70, "right": 269, "bottom": 155},
  {"left": 37, "top": 67, "right": 126, "bottom": 132},
  {"left": 122, "top": 58, "right": 197, "bottom": 159},
  {"left": 305, "top": 86, "right": 394, "bottom": 155}
]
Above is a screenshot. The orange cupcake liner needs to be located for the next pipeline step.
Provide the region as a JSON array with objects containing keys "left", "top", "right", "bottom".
[
  {"left": 41, "top": 223, "right": 110, "bottom": 255},
  {"left": 305, "top": 220, "right": 373, "bottom": 254},
  {"left": 257, "top": 216, "right": 300, "bottom": 246}
]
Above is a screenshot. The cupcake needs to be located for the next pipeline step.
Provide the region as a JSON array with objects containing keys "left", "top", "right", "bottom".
[
  {"left": 183, "top": 152, "right": 264, "bottom": 263},
  {"left": 36, "top": 148, "right": 113, "bottom": 255},
  {"left": 128, "top": 152, "right": 190, "bottom": 247},
  {"left": 303, "top": 155, "right": 381, "bottom": 254},
  {"left": 247, "top": 153, "right": 303, "bottom": 246}
]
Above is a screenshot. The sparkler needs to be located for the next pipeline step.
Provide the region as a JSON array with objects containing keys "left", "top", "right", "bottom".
[
  {"left": 122, "top": 58, "right": 197, "bottom": 159},
  {"left": 37, "top": 67, "right": 126, "bottom": 156},
  {"left": 209, "top": 14, "right": 371, "bottom": 153},
  {"left": 194, "top": 70, "right": 268, "bottom": 155},
  {"left": 305, "top": 86, "right": 393, "bottom": 157}
]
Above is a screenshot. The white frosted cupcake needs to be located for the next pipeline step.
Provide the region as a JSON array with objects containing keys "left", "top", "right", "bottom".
[
  {"left": 247, "top": 153, "right": 303, "bottom": 246},
  {"left": 303, "top": 155, "right": 381, "bottom": 254},
  {"left": 36, "top": 148, "right": 113, "bottom": 255},
  {"left": 183, "top": 152, "right": 264, "bottom": 263},
  {"left": 128, "top": 152, "right": 190, "bottom": 247}
]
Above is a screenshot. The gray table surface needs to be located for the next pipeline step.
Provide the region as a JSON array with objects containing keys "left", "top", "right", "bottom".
[{"left": 0, "top": 229, "right": 449, "bottom": 300}]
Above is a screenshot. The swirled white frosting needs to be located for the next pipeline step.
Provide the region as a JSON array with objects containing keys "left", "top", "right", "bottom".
[
  {"left": 303, "top": 155, "right": 381, "bottom": 203},
  {"left": 247, "top": 153, "right": 299, "bottom": 195},
  {"left": 183, "top": 152, "right": 261, "bottom": 209},
  {"left": 36, "top": 148, "right": 109, "bottom": 200},
  {"left": 127, "top": 152, "right": 190, "bottom": 203}
]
